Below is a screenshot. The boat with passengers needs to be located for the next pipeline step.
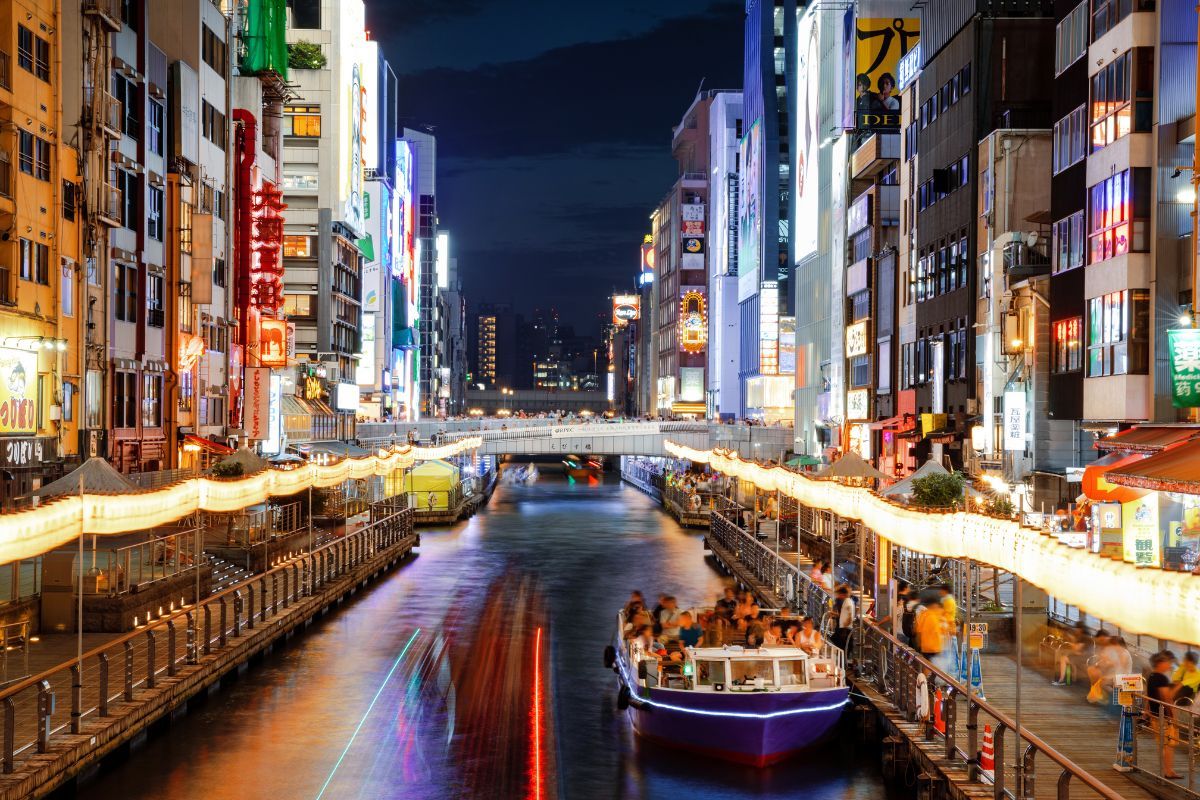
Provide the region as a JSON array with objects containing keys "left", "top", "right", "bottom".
[{"left": 606, "top": 610, "right": 849, "bottom": 766}]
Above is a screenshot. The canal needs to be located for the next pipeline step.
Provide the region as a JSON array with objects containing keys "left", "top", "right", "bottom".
[{"left": 78, "top": 473, "right": 893, "bottom": 799}]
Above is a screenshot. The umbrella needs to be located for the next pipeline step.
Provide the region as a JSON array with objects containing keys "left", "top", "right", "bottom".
[
  {"left": 31, "top": 457, "right": 139, "bottom": 499},
  {"left": 814, "top": 451, "right": 886, "bottom": 481},
  {"left": 786, "top": 455, "right": 822, "bottom": 467}
]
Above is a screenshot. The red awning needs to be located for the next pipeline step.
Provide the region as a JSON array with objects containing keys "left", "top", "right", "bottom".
[
  {"left": 1094, "top": 425, "right": 1200, "bottom": 454},
  {"left": 1105, "top": 439, "right": 1200, "bottom": 494},
  {"left": 182, "top": 434, "right": 234, "bottom": 455},
  {"left": 1081, "top": 452, "right": 1149, "bottom": 504}
]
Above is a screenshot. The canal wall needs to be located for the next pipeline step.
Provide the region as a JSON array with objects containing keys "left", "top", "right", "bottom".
[{"left": 0, "top": 511, "right": 417, "bottom": 800}]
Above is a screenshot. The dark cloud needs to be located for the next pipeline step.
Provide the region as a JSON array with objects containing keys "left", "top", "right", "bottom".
[{"left": 374, "top": 0, "right": 487, "bottom": 27}]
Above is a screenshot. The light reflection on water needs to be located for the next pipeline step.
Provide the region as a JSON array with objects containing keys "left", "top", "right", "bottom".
[{"left": 77, "top": 474, "right": 894, "bottom": 800}]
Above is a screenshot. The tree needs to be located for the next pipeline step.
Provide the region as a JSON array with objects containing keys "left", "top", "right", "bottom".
[
  {"left": 910, "top": 471, "right": 965, "bottom": 508},
  {"left": 211, "top": 461, "right": 245, "bottom": 479},
  {"left": 287, "top": 41, "right": 327, "bottom": 70},
  {"left": 986, "top": 495, "right": 1016, "bottom": 518}
]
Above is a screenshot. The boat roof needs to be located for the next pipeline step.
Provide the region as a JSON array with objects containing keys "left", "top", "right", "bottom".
[{"left": 690, "top": 646, "right": 810, "bottom": 659}]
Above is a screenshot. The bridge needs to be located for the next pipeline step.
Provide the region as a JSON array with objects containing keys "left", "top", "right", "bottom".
[{"left": 357, "top": 419, "right": 795, "bottom": 459}]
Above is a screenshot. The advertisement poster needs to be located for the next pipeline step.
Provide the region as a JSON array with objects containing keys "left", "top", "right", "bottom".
[
  {"left": 1168, "top": 328, "right": 1200, "bottom": 407},
  {"left": 738, "top": 118, "right": 763, "bottom": 295},
  {"left": 245, "top": 367, "right": 271, "bottom": 440},
  {"left": 680, "top": 290, "right": 708, "bottom": 354},
  {"left": 779, "top": 316, "right": 796, "bottom": 375},
  {"left": 0, "top": 348, "right": 36, "bottom": 435},
  {"left": 357, "top": 314, "right": 376, "bottom": 387},
  {"left": 679, "top": 367, "right": 705, "bottom": 403},
  {"left": 854, "top": 18, "right": 920, "bottom": 132},
  {"left": 795, "top": 8, "right": 821, "bottom": 261},
  {"left": 259, "top": 318, "right": 288, "bottom": 367},
  {"left": 1122, "top": 496, "right": 1161, "bottom": 567},
  {"left": 262, "top": 374, "right": 283, "bottom": 455},
  {"left": 612, "top": 294, "right": 640, "bottom": 326}
]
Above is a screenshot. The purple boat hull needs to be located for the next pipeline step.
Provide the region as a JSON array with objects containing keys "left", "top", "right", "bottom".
[{"left": 615, "top": 647, "right": 848, "bottom": 766}]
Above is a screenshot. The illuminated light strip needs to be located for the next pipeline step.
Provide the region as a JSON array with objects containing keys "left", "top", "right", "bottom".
[
  {"left": 0, "top": 438, "right": 482, "bottom": 565},
  {"left": 665, "top": 441, "right": 1200, "bottom": 645},
  {"left": 315, "top": 628, "right": 422, "bottom": 800},
  {"left": 530, "top": 626, "right": 543, "bottom": 800}
]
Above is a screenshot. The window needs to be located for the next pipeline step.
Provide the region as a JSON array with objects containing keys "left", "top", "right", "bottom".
[
  {"left": 1093, "top": 0, "right": 1155, "bottom": 41},
  {"left": 201, "top": 100, "right": 226, "bottom": 149},
  {"left": 114, "top": 263, "right": 138, "bottom": 322},
  {"left": 1053, "top": 211, "right": 1086, "bottom": 274},
  {"left": 113, "top": 371, "right": 137, "bottom": 428},
  {"left": 178, "top": 369, "right": 193, "bottom": 413},
  {"left": 142, "top": 374, "right": 162, "bottom": 427},
  {"left": 1056, "top": 2, "right": 1088, "bottom": 75},
  {"left": 147, "top": 185, "right": 164, "bottom": 241},
  {"left": 18, "top": 238, "right": 32, "bottom": 281},
  {"left": 116, "top": 168, "right": 138, "bottom": 229},
  {"left": 849, "top": 355, "right": 870, "bottom": 387},
  {"left": 1053, "top": 317, "right": 1083, "bottom": 373},
  {"left": 61, "top": 259, "right": 74, "bottom": 316},
  {"left": 283, "top": 234, "right": 314, "bottom": 257},
  {"left": 18, "top": 130, "right": 50, "bottom": 181},
  {"left": 960, "top": 63, "right": 971, "bottom": 95},
  {"left": 289, "top": 0, "right": 321, "bottom": 28},
  {"left": 119, "top": 0, "right": 138, "bottom": 31},
  {"left": 201, "top": 25, "right": 227, "bottom": 74},
  {"left": 19, "top": 239, "right": 49, "bottom": 285},
  {"left": 112, "top": 73, "right": 139, "bottom": 139},
  {"left": 179, "top": 196, "right": 193, "bottom": 254},
  {"left": 1090, "top": 49, "right": 1153, "bottom": 151},
  {"left": 17, "top": 25, "right": 49, "bottom": 82},
  {"left": 62, "top": 381, "right": 74, "bottom": 422},
  {"left": 62, "top": 180, "right": 76, "bottom": 221},
  {"left": 1053, "top": 105, "right": 1087, "bottom": 173},
  {"left": 146, "top": 273, "right": 164, "bottom": 327},
  {"left": 284, "top": 105, "right": 321, "bottom": 138},
  {"left": 213, "top": 257, "right": 227, "bottom": 288},
  {"left": 1087, "top": 289, "right": 1149, "bottom": 377},
  {"left": 282, "top": 293, "right": 313, "bottom": 317},
  {"left": 148, "top": 99, "right": 164, "bottom": 156},
  {"left": 213, "top": 189, "right": 225, "bottom": 221},
  {"left": 1088, "top": 168, "right": 1149, "bottom": 263}
]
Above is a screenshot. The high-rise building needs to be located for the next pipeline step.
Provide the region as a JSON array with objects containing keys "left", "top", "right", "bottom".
[
  {"left": 0, "top": 0, "right": 81, "bottom": 501},
  {"left": 707, "top": 92, "right": 743, "bottom": 421},
  {"left": 402, "top": 127, "right": 440, "bottom": 417},
  {"left": 469, "top": 302, "right": 516, "bottom": 390}
]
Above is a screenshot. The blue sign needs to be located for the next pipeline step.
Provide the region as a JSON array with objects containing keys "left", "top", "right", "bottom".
[{"left": 897, "top": 43, "right": 922, "bottom": 92}]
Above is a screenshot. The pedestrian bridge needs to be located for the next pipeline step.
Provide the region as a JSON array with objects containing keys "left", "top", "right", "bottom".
[{"left": 357, "top": 420, "right": 795, "bottom": 459}]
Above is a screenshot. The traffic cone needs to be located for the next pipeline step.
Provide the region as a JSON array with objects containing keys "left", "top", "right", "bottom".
[
  {"left": 949, "top": 635, "right": 962, "bottom": 677},
  {"left": 933, "top": 688, "right": 946, "bottom": 735},
  {"left": 979, "top": 724, "right": 995, "bottom": 778}
]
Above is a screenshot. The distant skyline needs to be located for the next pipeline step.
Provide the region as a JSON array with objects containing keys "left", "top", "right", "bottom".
[{"left": 366, "top": 0, "right": 744, "bottom": 334}]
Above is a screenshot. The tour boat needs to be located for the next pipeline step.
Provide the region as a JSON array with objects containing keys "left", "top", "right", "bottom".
[
  {"left": 607, "top": 614, "right": 848, "bottom": 766},
  {"left": 562, "top": 455, "right": 603, "bottom": 480}
]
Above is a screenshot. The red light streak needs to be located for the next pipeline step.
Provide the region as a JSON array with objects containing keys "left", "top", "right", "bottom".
[{"left": 529, "top": 626, "right": 544, "bottom": 800}]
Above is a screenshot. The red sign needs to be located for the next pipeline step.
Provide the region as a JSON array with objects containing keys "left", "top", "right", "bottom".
[
  {"left": 249, "top": 183, "right": 286, "bottom": 313},
  {"left": 681, "top": 220, "right": 705, "bottom": 236}
]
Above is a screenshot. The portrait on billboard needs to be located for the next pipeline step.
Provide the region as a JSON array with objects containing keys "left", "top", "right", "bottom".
[
  {"left": 737, "top": 118, "right": 762, "bottom": 282},
  {"left": 854, "top": 18, "right": 919, "bottom": 132}
]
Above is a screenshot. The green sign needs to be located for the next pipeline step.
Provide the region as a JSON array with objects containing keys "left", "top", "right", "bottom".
[{"left": 1168, "top": 328, "right": 1200, "bottom": 407}]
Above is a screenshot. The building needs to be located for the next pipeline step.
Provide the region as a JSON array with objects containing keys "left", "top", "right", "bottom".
[
  {"left": 469, "top": 302, "right": 516, "bottom": 390},
  {"left": 740, "top": 0, "right": 795, "bottom": 422},
  {"left": 0, "top": 0, "right": 81, "bottom": 501},
  {"left": 282, "top": 0, "right": 374, "bottom": 440},
  {"left": 706, "top": 91, "right": 743, "bottom": 420},
  {"left": 402, "top": 127, "right": 441, "bottom": 417}
]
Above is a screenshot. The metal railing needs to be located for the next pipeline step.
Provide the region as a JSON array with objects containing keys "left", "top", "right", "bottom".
[
  {"left": 0, "top": 506, "right": 414, "bottom": 776},
  {"left": 101, "top": 529, "right": 203, "bottom": 593},
  {"left": 1127, "top": 692, "right": 1200, "bottom": 794},
  {"left": 664, "top": 485, "right": 717, "bottom": 518},
  {"left": 0, "top": 558, "right": 39, "bottom": 604}
]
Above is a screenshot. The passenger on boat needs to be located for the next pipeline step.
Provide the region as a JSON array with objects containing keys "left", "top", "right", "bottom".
[
  {"left": 624, "top": 609, "right": 653, "bottom": 639},
  {"left": 658, "top": 596, "right": 683, "bottom": 640},
  {"left": 702, "top": 615, "right": 729, "bottom": 647},
  {"left": 716, "top": 587, "right": 738, "bottom": 619},
  {"left": 746, "top": 616, "right": 768, "bottom": 649},
  {"left": 632, "top": 625, "right": 666, "bottom": 662},
  {"left": 734, "top": 591, "right": 755, "bottom": 620},
  {"left": 650, "top": 595, "right": 668, "bottom": 635},
  {"left": 623, "top": 591, "right": 645, "bottom": 619},
  {"left": 678, "top": 612, "right": 704, "bottom": 648},
  {"left": 762, "top": 621, "right": 784, "bottom": 646},
  {"left": 793, "top": 616, "right": 823, "bottom": 655}
]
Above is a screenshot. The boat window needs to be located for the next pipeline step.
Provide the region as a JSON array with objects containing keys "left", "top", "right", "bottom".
[
  {"left": 730, "top": 659, "right": 775, "bottom": 686},
  {"left": 777, "top": 659, "right": 807, "bottom": 687},
  {"left": 697, "top": 660, "right": 727, "bottom": 686}
]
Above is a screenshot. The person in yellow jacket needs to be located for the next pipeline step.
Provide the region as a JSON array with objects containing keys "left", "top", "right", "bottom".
[{"left": 914, "top": 601, "right": 946, "bottom": 663}]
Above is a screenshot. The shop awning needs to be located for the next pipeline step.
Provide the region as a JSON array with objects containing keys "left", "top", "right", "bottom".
[
  {"left": 1105, "top": 439, "right": 1200, "bottom": 494},
  {"left": 282, "top": 395, "right": 310, "bottom": 417},
  {"left": 1094, "top": 424, "right": 1200, "bottom": 454},
  {"left": 309, "top": 399, "right": 337, "bottom": 417},
  {"left": 1081, "top": 451, "right": 1149, "bottom": 503},
  {"left": 182, "top": 434, "right": 234, "bottom": 455},
  {"left": 869, "top": 414, "right": 915, "bottom": 431}
]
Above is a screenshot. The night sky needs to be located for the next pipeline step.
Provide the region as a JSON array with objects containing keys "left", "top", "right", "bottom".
[{"left": 366, "top": 0, "right": 744, "bottom": 334}]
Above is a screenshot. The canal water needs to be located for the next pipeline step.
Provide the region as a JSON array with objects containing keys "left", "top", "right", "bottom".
[{"left": 78, "top": 474, "right": 895, "bottom": 800}]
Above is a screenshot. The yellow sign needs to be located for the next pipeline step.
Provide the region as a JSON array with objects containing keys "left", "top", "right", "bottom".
[
  {"left": 0, "top": 348, "right": 37, "bottom": 435},
  {"left": 1122, "top": 496, "right": 1160, "bottom": 567},
  {"left": 920, "top": 413, "right": 947, "bottom": 435}
]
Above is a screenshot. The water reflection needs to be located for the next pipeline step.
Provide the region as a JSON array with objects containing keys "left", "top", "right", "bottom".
[{"left": 78, "top": 475, "right": 892, "bottom": 799}]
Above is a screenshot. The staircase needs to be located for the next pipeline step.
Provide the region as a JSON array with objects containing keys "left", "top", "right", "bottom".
[{"left": 206, "top": 555, "right": 255, "bottom": 594}]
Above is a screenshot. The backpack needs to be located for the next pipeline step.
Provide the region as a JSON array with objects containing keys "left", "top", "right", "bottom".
[{"left": 901, "top": 601, "right": 917, "bottom": 640}]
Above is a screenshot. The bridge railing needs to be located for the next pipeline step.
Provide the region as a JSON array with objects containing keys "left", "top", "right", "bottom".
[{"left": 0, "top": 506, "right": 415, "bottom": 776}]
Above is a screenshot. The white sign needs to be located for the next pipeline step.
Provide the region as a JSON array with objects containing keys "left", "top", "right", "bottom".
[
  {"left": 548, "top": 422, "right": 661, "bottom": 438},
  {"left": 263, "top": 375, "right": 283, "bottom": 455},
  {"left": 845, "top": 321, "right": 869, "bottom": 358},
  {"left": 681, "top": 203, "right": 705, "bottom": 221},
  {"left": 245, "top": 367, "right": 271, "bottom": 440},
  {"left": 846, "top": 389, "right": 870, "bottom": 421},
  {"left": 335, "top": 382, "right": 360, "bottom": 411},
  {"left": 1003, "top": 391, "right": 1026, "bottom": 451},
  {"left": 680, "top": 367, "right": 705, "bottom": 403}
]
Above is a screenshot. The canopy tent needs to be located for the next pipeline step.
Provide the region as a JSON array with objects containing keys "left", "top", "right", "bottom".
[
  {"left": 214, "top": 448, "right": 270, "bottom": 476},
  {"left": 785, "top": 455, "right": 822, "bottom": 468},
  {"left": 403, "top": 460, "right": 461, "bottom": 511},
  {"left": 881, "top": 459, "right": 985, "bottom": 501},
  {"left": 30, "top": 458, "right": 138, "bottom": 500},
  {"left": 1080, "top": 451, "right": 1149, "bottom": 503},
  {"left": 815, "top": 452, "right": 886, "bottom": 482}
]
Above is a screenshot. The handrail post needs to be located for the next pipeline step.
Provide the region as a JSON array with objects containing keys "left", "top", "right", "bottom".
[
  {"left": 186, "top": 611, "right": 197, "bottom": 665},
  {"left": 966, "top": 700, "right": 980, "bottom": 780},
  {"left": 944, "top": 686, "right": 957, "bottom": 759},
  {"left": 203, "top": 604, "right": 213, "bottom": 655},
  {"left": 1021, "top": 742, "right": 1037, "bottom": 799},
  {"left": 70, "top": 663, "right": 82, "bottom": 734},
  {"left": 146, "top": 629, "right": 157, "bottom": 689},
  {"left": 270, "top": 573, "right": 278, "bottom": 616},
  {"left": 98, "top": 653, "right": 110, "bottom": 716},
  {"left": 166, "top": 620, "right": 177, "bottom": 677},
  {"left": 123, "top": 641, "right": 134, "bottom": 701},
  {"left": 219, "top": 598, "right": 228, "bottom": 647},
  {"left": 282, "top": 568, "right": 290, "bottom": 609},
  {"left": 2, "top": 696, "right": 14, "bottom": 773},
  {"left": 244, "top": 584, "right": 255, "bottom": 630},
  {"left": 36, "top": 679, "right": 52, "bottom": 753},
  {"left": 1056, "top": 769, "right": 1072, "bottom": 800}
]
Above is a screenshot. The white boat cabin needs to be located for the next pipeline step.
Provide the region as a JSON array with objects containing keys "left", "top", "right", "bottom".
[{"left": 630, "top": 642, "right": 844, "bottom": 693}]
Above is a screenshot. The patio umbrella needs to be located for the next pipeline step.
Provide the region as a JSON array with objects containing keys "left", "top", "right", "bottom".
[
  {"left": 814, "top": 451, "right": 886, "bottom": 481},
  {"left": 785, "top": 455, "right": 822, "bottom": 467}
]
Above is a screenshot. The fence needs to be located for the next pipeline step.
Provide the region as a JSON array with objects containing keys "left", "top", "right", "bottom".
[
  {"left": 1127, "top": 692, "right": 1200, "bottom": 794},
  {"left": 98, "top": 529, "right": 204, "bottom": 594},
  {"left": 0, "top": 506, "right": 415, "bottom": 778},
  {"left": 0, "top": 559, "right": 40, "bottom": 605}
]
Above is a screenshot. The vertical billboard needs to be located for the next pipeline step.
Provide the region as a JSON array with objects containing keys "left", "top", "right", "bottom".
[
  {"left": 0, "top": 349, "right": 36, "bottom": 434},
  {"left": 361, "top": 182, "right": 392, "bottom": 313},
  {"left": 245, "top": 367, "right": 271, "bottom": 440},
  {"left": 639, "top": 235, "right": 655, "bottom": 285},
  {"left": 681, "top": 202, "right": 706, "bottom": 270},
  {"left": 259, "top": 318, "right": 288, "bottom": 367},
  {"left": 795, "top": 8, "right": 821, "bottom": 262},
  {"left": 395, "top": 141, "right": 418, "bottom": 320},
  {"left": 760, "top": 281, "right": 779, "bottom": 374},
  {"left": 738, "top": 117, "right": 763, "bottom": 299},
  {"left": 679, "top": 290, "right": 708, "bottom": 353},
  {"left": 339, "top": 3, "right": 369, "bottom": 236},
  {"left": 853, "top": 18, "right": 920, "bottom": 132},
  {"left": 1168, "top": 328, "right": 1200, "bottom": 407}
]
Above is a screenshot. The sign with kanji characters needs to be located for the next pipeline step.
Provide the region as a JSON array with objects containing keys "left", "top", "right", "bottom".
[{"left": 1169, "top": 328, "right": 1200, "bottom": 407}]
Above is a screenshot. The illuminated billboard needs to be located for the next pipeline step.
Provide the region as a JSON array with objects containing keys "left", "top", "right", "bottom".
[
  {"left": 0, "top": 348, "right": 36, "bottom": 434},
  {"left": 612, "top": 294, "right": 640, "bottom": 326},
  {"left": 795, "top": 8, "right": 820, "bottom": 262},
  {"left": 853, "top": 18, "right": 919, "bottom": 132},
  {"left": 338, "top": 3, "right": 369, "bottom": 236},
  {"left": 640, "top": 236, "right": 654, "bottom": 285},
  {"left": 680, "top": 290, "right": 708, "bottom": 354},
  {"left": 436, "top": 231, "right": 450, "bottom": 290},
  {"left": 396, "top": 140, "right": 418, "bottom": 320},
  {"left": 361, "top": 181, "right": 392, "bottom": 313},
  {"left": 759, "top": 281, "right": 778, "bottom": 374},
  {"left": 259, "top": 318, "right": 288, "bottom": 367},
  {"left": 738, "top": 117, "right": 762, "bottom": 298}
]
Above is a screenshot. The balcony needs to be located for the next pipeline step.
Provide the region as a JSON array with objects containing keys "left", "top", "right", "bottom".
[
  {"left": 851, "top": 132, "right": 900, "bottom": 180},
  {"left": 82, "top": 0, "right": 123, "bottom": 31},
  {"left": 86, "top": 87, "right": 122, "bottom": 138},
  {"left": 97, "top": 182, "right": 123, "bottom": 227},
  {"left": 0, "top": 51, "right": 10, "bottom": 92},
  {"left": 1003, "top": 239, "right": 1051, "bottom": 279}
]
